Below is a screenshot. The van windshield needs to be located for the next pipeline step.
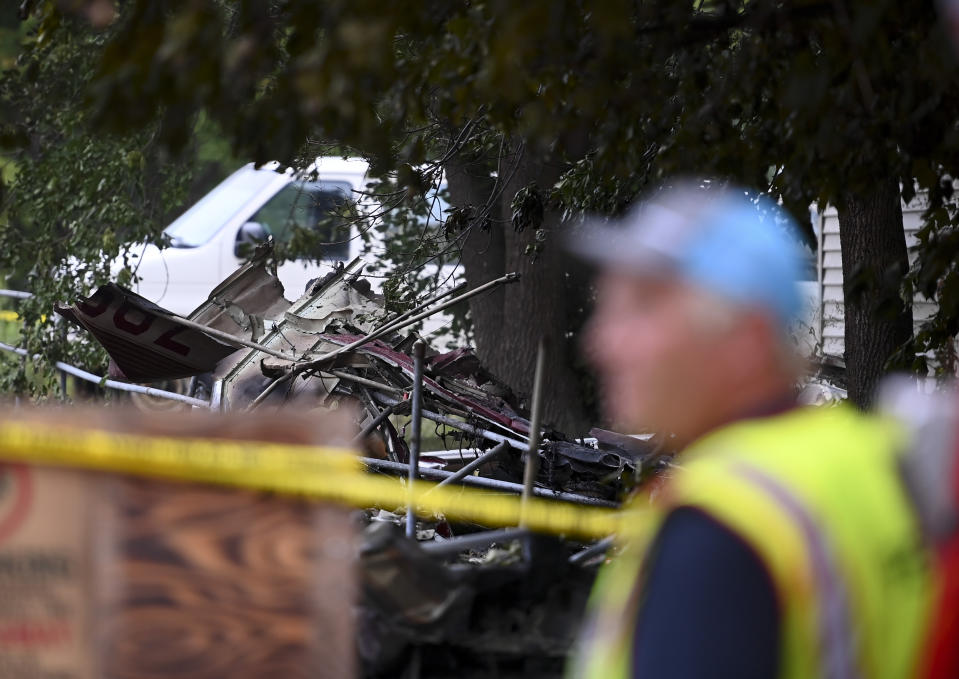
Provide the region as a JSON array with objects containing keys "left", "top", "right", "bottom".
[
  {"left": 164, "top": 169, "right": 281, "bottom": 247},
  {"left": 250, "top": 181, "right": 353, "bottom": 260}
]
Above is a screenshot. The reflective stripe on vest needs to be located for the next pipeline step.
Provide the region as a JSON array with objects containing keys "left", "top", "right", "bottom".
[
  {"left": 570, "top": 406, "right": 934, "bottom": 679},
  {"left": 734, "top": 463, "right": 861, "bottom": 679}
]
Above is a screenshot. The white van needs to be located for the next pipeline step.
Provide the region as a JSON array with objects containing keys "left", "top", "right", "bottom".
[{"left": 120, "top": 157, "right": 376, "bottom": 315}]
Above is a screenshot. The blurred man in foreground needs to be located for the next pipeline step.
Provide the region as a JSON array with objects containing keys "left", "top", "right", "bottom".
[{"left": 568, "top": 183, "right": 933, "bottom": 679}]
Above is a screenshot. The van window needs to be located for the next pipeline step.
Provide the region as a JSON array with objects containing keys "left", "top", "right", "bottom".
[
  {"left": 165, "top": 169, "right": 279, "bottom": 247},
  {"left": 381, "top": 184, "right": 450, "bottom": 236},
  {"left": 250, "top": 181, "right": 352, "bottom": 260}
]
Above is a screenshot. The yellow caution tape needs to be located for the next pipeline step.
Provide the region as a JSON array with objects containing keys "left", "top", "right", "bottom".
[
  {"left": 0, "top": 312, "right": 47, "bottom": 322},
  {"left": 0, "top": 421, "right": 631, "bottom": 540}
]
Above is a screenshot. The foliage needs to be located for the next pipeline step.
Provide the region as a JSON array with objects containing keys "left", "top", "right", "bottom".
[
  {"left": 902, "top": 185, "right": 959, "bottom": 376},
  {"left": 79, "top": 5, "right": 959, "bottom": 272},
  {"left": 357, "top": 165, "right": 472, "bottom": 344},
  {"left": 7, "top": 0, "right": 959, "bottom": 402},
  {"left": 0, "top": 7, "right": 230, "bottom": 396}
]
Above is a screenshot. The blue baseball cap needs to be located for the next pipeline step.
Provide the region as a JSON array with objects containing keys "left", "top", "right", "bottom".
[{"left": 570, "top": 181, "right": 806, "bottom": 330}]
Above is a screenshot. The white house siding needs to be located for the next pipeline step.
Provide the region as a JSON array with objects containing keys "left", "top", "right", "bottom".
[{"left": 818, "top": 201, "right": 938, "bottom": 360}]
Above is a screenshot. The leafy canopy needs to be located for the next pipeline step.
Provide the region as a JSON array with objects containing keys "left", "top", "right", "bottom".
[{"left": 6, "top": 0, "right": 959, "bottom": 394}]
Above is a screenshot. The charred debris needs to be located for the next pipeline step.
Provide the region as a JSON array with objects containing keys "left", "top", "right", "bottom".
[{"left": 57, "top": 244, "right": 668, "bottom": 677}]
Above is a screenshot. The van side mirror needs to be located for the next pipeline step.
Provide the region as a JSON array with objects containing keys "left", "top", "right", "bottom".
[{"left": 234, "top": 221, "right": 269, "bottom": 258}]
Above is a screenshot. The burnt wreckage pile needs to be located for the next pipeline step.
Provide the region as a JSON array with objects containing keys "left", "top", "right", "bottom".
[{"left": 57, "top": 245, "right": 665, "bottom": 677}]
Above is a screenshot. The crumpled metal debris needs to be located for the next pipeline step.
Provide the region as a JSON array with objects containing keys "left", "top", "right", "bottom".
[
  {"left": 54, "top": 244, "right": 288, "bottom": 382},
  {"left": 58, "top": 242, "right": 666, "bottom": 677},
  {"left": 186, "top": 243, "right": 291, "bottom": 339},
  {"left": 55, "top": 282, "right": 242, "bottom": 382},
  {"left": 58, "top": 242, "right": 654, "bottom": 501},
  {"left": 358, "top": 521, "right": 595, "bottom": 678}
]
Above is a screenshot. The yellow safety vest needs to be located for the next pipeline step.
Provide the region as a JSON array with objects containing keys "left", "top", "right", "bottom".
[{"left": 569, "top": 406, "right": 936, "bottom": 679}]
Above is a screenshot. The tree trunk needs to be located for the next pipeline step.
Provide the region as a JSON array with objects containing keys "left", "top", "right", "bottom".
[
  {"left": 498, "top": 145, "right": 591, "bottom": 435},
  {"left": 444, "top": 153, "right": 507, "bottom": 377},
  {"left": 446, "top": 144, "right": 592, "bottom": 434},
  {"left": 837, "top": 178, "right": 913, "bottom": 408}
]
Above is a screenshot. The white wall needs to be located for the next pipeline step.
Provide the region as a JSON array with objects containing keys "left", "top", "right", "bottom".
[{"left": 817, "top": 200, "right": 937, "bottom": 359}]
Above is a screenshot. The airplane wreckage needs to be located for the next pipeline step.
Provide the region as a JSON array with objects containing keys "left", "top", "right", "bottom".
[{"left": 55, "top": 245, "right": 666, "bottom": 678}]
